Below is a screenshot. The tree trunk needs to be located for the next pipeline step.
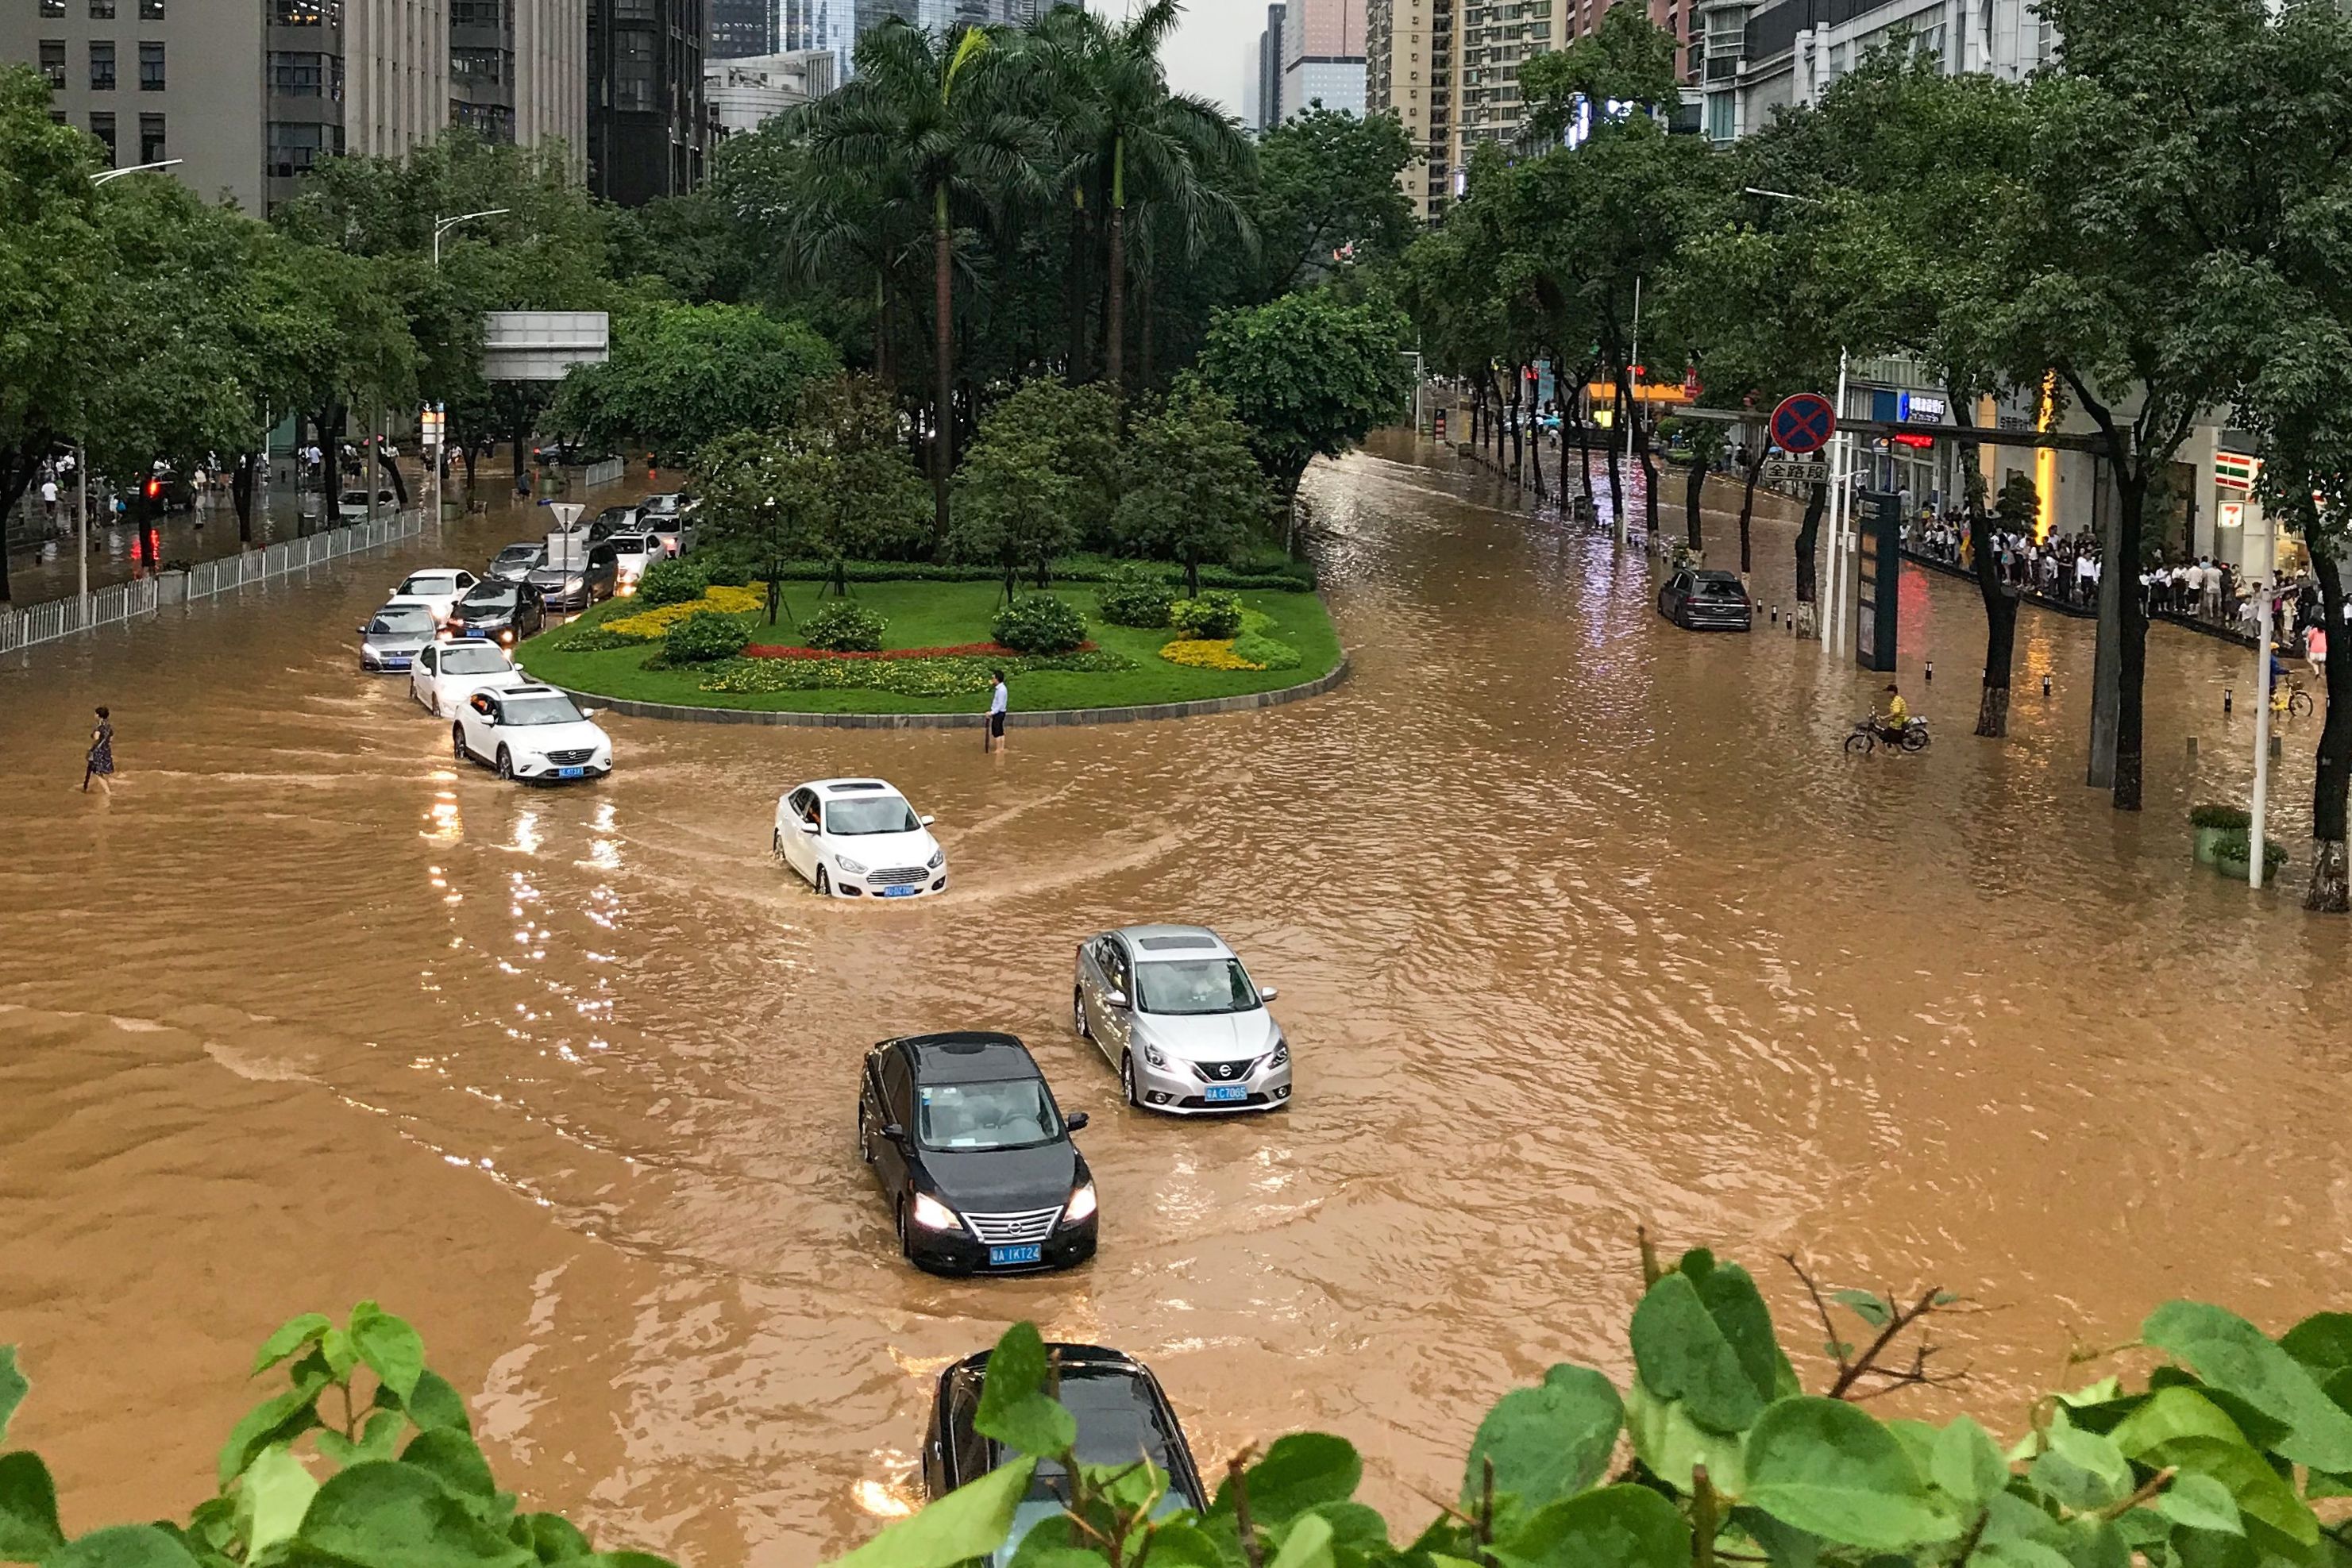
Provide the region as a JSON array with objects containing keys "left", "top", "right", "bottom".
[
  {"left": 1576, "top": 393, "right": 1594, "bottom": 499},
  {"left": 2307, "top": 547, "right": 2350, "bottom": 912},
  {"left": 1736, "top": 441, "right": 1764, "bottom": 576},
  {"left": 1507, "top": 365, "right": 1524, "bottom": 486},
  {"left": 461, "top": 441, "right": 477, "bottom": 493},
  {"left": 1603, "top": 382, "right": 1625, "bottom": 534},
  {"left": 1106, "top": 202, "right": 1126, "bottom": 399},
  {"left": 318, "top": 406, "right": 344, "bottom": 522},
  {"left": 2108, "top": 468, "right": 2150, "bottom": 811},
  {"left": 1683, "top": 450, "right": 1706, "bottom": 552},
  {"left": 0, "top": 437, "right": 40, "bottom": 604},
  {"left": 873, "top": 275, "right": 892, "bottom": 383},
  {"left": 1065, "top": 196, "right": 1090, "bottom": 382},
  {"left": 1139, "top": 261, "right": 1156, "bottom": 393},
  {"left": 1794, "top": 479, "right": 1827, "bottom": 603},
  {"left": 233, "top": 452, "right": 256, "bottom": 543},
  {"left": 1967, "top": 499, "right": 2019, "bottom": 739},
  {"left": 376, "top": 444, "right": 408, "bottom": 507},
  {"left": 1528, "top": 391, "right": 1546, "bottom": 503},
  {"left": 931, "top": 195, "right": 954, "bottom": 546}
]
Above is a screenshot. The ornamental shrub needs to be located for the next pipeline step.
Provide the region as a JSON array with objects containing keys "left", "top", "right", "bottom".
[
  {"left": 633, "top": 557, "right": 708, "bottom": 607},
  {"left": 1231, "top": 630, "right": 1302, "bottom": 670},
  {"left": 802, "top": 599, "right": 889, "bottom": 653},
  {"left": 1096, "top": 564, "right": 1178, "bottom": 628},
  {"left": 1160, "top": 638, "right": 1263, "bottom": 671},
  {"left": 2189, "top": 803, "right": 2251, "bottom": 830},
  {"left": 993, "top": 594, "right": 1088, "bottom": 654},
  {"left": 1170, "top": 589, "right": 1244, "bottom": 640},
  {"left": 2211, "top": 828, "right": 2289, "bottom": 874},
  {"left": 663, "top": 609, "right": 750, "bottom": 664}
]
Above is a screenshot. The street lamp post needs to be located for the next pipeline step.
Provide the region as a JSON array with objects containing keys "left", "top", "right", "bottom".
[
  {"left": 433, "top": 208, "right": 510, "bottom": 268},
  {"left": 91, "top": 157, "right": 183, "bottom": 186},
  {"left": 2250, "top": 581, "right": 2281, "bottom": 890},
  {"left": 78, "top": 157, "right": 183, "bottom": 600},
  {"left": 1620, "top": 275, "right": 1642, "bottom": 549}
]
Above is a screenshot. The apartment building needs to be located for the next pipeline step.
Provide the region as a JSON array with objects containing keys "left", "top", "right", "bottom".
[
  {"left": 4, "top": 0, "right": 587, "bottom": 213},
  {"left": 704, "top": 44, "right": 831, "bottom": 135},
  {"left": 587, "top": 0, "right": 704, "bottom": 203},
  {"left": 708, "top": 0, "right": 772, "bottom": 56},
  {"left": 1280, "top": 0, "right": 1366, "bottom": 119},
  {"left": 1247, "top": 2, "right": 1284, "bottom": 129}
]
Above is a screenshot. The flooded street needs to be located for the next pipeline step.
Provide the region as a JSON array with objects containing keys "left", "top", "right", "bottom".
[{"left": 2, "top": 437, "right": 2347, "bottom": 1565}]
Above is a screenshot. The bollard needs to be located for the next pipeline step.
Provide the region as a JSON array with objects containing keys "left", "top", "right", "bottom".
[
  {"left": 2272, "top": 734, "right": 2285, "bottom": 758},
  {"left": 1926, "top": 661, "right": 1934, "bottom": 683},
  {"left": 2225, "top": 688, "right": 2234, "bottom": 715},
  {"left": 2042, "top": 674, "right": 2052, "bottom": 698},
  {"left": 2187, "top": 735, "right": 2199, "bottom": 758},
  {"left": 1771, "top": 605, "right": 1779, "bottom": 624}
]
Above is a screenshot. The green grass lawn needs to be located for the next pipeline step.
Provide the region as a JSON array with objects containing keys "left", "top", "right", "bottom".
[{"left": 516, "top": 578, "right": 1344, "bottom": 715}]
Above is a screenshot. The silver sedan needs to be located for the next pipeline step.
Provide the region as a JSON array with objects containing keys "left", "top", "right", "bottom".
[{"left": 1072, "top": 925, "right": 1292, "bottom": 1114}]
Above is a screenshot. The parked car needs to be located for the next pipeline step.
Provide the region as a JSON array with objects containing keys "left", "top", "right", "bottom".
[
  {"left": 410, "top": 640, "right": 529, "bottom": 719},
  {"left": 526, "top": 541, "right": 619, "bottom": 611},
  {"left": 358, "top": 604, "right": 439, "bottom": 674},
  {"left": 383, "top": 568, "right": 478, "bottom": 625},
  {"left": 1074, "top": 925, "right": 1291, "bottom": 1114},
  {"left": 923, "top": 1343, "right": 1205, "bottom": 1560},
  {"left": 530, "top": 439, "right": 588, "bottom": 467},
  {"left": 608, "top": 531, "right": 668, "bottom": 591},
  {"left": 774, "top": 779, "right": 946, "bottom": 899},
  {"left": 445, "top": 580, "right": 546, "bottom": 645},
  {"left": 640, "top": 495, "right": 699, "bottom": 557},
  {"left": 450, "top": 684, "right": 611, "bottom": 782},
  {"left": 485, "top": 542, "right": 546, "bottom": 584},
  {"left": 858, "top": 1032, "right": 1096, "bottom": 1275},
  {"left": 1657, "top": 568, "right": 1754, "bottom": 632},
  {"left": 337, "top": 486, "right": 399, "bottom": 522}
]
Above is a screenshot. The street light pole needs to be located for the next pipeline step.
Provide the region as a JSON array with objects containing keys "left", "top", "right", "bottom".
[
  {"left": 76, "top": 443, "right": 88, "bottom": 611},
  {"left": 433, "top": 208, "right": 511, "bottom": 268},
  {"left": 1825, "top": 346, "right": 1851, "bottom": 653},
  {"left": 91, "top": 157, "right": 183, "bottom": 185},
  {"left": 2251, "top": 583, "right": 2278, "bottom": 890},
  {"left": 1620, "top": 275, "right": 1642, "bottom": 549}
]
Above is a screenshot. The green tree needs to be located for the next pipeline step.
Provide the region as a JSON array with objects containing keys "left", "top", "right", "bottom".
[
  {"left": 1115, "top": 376, "right": 1270, "bottom": 593},
  {"left": 1198, "top": 290, "right": 1412, "bottom": 526},
  {"left": 966, "top": 377, "right": 1120, "bottom": 547},
  {"left": 552, "top": 302, "right": 838, "bottom": 463},
  {"left": 1245, "top": 106, "right": 1410, "bottom": 301},
  {"left": 950, "top": 380, "right": 1118, "bottom": 595}
]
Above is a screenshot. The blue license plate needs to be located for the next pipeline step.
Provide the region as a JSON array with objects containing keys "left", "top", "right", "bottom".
[
  {"left": 989, "top": 1244, "right": 1042, "bottom": 1267},
  {"left": 384, "top": 658, "right": 410, "bottom": 670},
  {"left": 465, "top": 627, "right": 487, "bottom": 638},
  {"left": 557, "top": 766, "right": 584, "bottom": 779},
  {"left": 1204, "top": 1085, "right": 1248, "bottom": 1104},
  {"left": 882, "top": 884, "right": 918, "bottom": 897}
]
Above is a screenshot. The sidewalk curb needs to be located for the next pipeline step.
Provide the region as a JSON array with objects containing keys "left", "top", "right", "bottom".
[{"left": 549, "top": 657, "right": 1351, "bottom": 729}]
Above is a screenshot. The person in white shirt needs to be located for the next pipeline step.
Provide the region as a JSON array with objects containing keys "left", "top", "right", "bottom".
[
  {"left": 40, "top": 477, "right": 58, "bottom": 522},
  {"left": 985, "top": 671, "right": 1008, "bottom": 753}
]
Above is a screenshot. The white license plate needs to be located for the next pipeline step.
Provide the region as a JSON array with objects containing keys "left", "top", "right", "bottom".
[{"left": 1204, "top": 1085, "right": 1248, "bottom": 1104}]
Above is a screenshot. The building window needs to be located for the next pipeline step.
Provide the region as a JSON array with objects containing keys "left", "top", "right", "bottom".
[
  {"left": 89, "top": 110, "right": 117, "bottom": 164},
  {"left": 453, "top": 46, "right": 503, "bottom": 82},
  {"left": 270, "top": 50, "right": 324, "bottom": 94},
  {"left": 90, "top": 41, "right": 115, "bottom": 90},
  {"left": 40, "top": 40, "right": 67, "bottom": 87},
  {"left": 1703, "top": 90, "right": 1731, "bottom": 141},
  {"left": 141, "top": 0, "right": 165, "bottom": 15},
  {"left": 139, "top": 41, "right": 164, "bottom": 89},
  {"left": 267, "top": 119, "right": 342, "bottom": 175},
  {"left": 139, "top": 112, "right": 164, "bottom": 162},
  {"left": 91, "top": 0, "right": 115, "bottom": 15},
  {"left": 451, "top": 0, "right": 506, "bottom": 22},
  {"left": 272, "top": 0, "right": 337, "bottom": 23},
  {"left": 40, "top": 0, "right": 66, "bottom": 15}
]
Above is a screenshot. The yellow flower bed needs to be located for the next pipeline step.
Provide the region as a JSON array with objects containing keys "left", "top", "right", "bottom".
[
  {"left": 1159, "top": 637, "right": 1267, "bottom": 672},
  {"left": 603, "top": 584, "right": 765, "bottom": 640}
]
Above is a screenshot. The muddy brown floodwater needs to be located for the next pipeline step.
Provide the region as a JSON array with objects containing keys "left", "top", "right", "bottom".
[{"left": 2, "top": 438, "right": 2349, "bottom": 1566}]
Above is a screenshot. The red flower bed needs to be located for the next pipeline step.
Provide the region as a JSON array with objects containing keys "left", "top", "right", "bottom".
[{"left": 741, "top": 640, "right": 1097, "bottom": 661}]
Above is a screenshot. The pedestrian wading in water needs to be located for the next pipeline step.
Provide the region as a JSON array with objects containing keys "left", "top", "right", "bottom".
[{"left": 83, "top": 706, "right": 114, "bottom": 795}]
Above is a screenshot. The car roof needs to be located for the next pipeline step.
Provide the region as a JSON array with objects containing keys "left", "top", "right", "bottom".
[
  {"left": 498, "top": 684, "right": 561, "bottom": 699},
  {"left": 891, "top": 1032, "right": 1039, "bottom": 1084},
  {"left": 1694, "top": 569, "right": 1741, "bottom": 582},
  {"left": 948, "top": 1342, "right": 1150, "bottom": 1381},
  {"left": 1111, "top": 924, "right": 1236, "bottom": 961},
  {"left": 495, "top": 541, "right": 542, "bottom": 554},
  {"left": 802, "top": 777, "right": 907, "bottom": 797}
]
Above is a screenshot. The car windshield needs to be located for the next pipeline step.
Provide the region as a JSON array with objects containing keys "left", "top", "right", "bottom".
[
  {"left": 612, "top": 535, "right": 656, "bottom": 553},
  {"left": 1696, "top": 578, "right": 1745, "bottom": 599},
  {"left": 461, "top": 584, "right": 519, "bottom": 608},
  {"left": 915, "top": 1078, "right": 1062, "bottom": 1150},
  {"left": 826, "top": 796, "right": 920, "bottom": 835},
  {"left": 494, "top": 546, "right": 539, "bottom": 564},
  {"left": 439, "top": 645, "right": 509, "bottom": 676},
  {"left": 340, "top": 491, "right": 369, "bottom": 505},
  {"left": 499, "top": 695, "right": 585, "bottom": 726},
  {"left": 997, "top": 1366, "right": 1196, "bottom": 1504},
  {"left": 399, "top": 575, "right": 455, "bottom": 595},
  {"left": 367, "top": 608, "right": 434, "bottom": 635},
  {"left": 1132, "top": 957, "right": 1260, "bottom": 1015}
]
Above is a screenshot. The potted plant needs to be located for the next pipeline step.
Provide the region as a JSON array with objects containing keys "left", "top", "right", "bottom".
[
  {"left": 2191, "top": 802, "right": 2251, "bottom": 864},
  {"left": 2211, "top": 827, "right": 2289, "bottom": 882}
]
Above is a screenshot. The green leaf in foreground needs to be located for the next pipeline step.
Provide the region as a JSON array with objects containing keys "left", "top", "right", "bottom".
[
  {"left": 1267, "top": 1511, "right": 1336, "bottom": 1568},
  {"left": 1464, "top": 1366, "right": 1624, "bottom": 1512},
  {"left": 0, "top": 1350, "right": 25, "bottom": 1446},
  {"left": 1931, "top": 1416, "right": 2010, "bottom": 1507},
  {"left": 1625, "top": 1373, "right": 1747, "bottom": 1496},
  {"left": 252, "top": 1314, "right": 334, "bottom": 1377},
  {"left": 1973, "top": 1541, "right": 2074, "bottom": 1568},
  {"left": 349, "top": 1303, "right": 428, "bottom": 1406},
  {"left": 46, "top": 1527, "right": 202, "bottom": 1568},
  {"left": 1743, "top": 1397, "right": 1963, "bottom": 1551},
  {"left": 1631, "top": 1270, "right": 1768, "bottom": 1435},
  {"left": 832, "top": 1458, "right": 1037, "bottom": 1568},
  {"left": 235, "top": 1443, "right": 318, "bottom": 1557},
  {"left": 972, "top": 1325, "right": 1077, "bottom": 1459},
  {"left": 2142, "top": 1301, "right": 2352, "bottom": 1473},
  {"left": 1494, "top": 1484, "right": 1692, "bottom": 1568},
  {"left": 2157, "top": 1473, "right": 2244, "bottom": 1535},
  {"left": 295, "top": 1461, "right": 534, "bottom": 1568},
  {"left": 1216, "top": 1433, "right": 1362, "bottom": 1525},
  {"left": 2138, "top": 1436, "right": 2317, "bottom": 1550},
  {"left": 0, "top": 1450, "right": 65, "bottom": 1562}
]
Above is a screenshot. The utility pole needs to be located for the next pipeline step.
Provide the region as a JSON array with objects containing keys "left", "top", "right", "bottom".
[
  {"left": 1824, "top": 347, "right": 1851, "bottom": 653},
  {"left": 2251, "top": 583, "right": 2278, "bottom": 890},
  {"left": 76, "top": 443, "right": 88, "bottom": 611},
  {"left": 1619, "top": 275, "right": 1642, "bottom": 549}
]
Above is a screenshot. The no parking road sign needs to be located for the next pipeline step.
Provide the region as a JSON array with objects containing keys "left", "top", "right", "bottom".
[{"left": 1770, "top": 392, "right": 1837, "bottom": 454}]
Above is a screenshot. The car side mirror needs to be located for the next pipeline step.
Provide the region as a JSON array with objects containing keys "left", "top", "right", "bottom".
[
  {"left": 1105, "top": 989, "right": 1129, "bottom": 1011},
  {"left": 578, "top": 707, "right": 597, "bottom": 719},
  {"left": 1259, "top": 986, "right": 1279, "bottom": 1002},
  {"left": 355, "top": 626, "right": 368, "bottom": 634},
  {"left": 919, "top": 814, "right": 936, "bottom": 826},
  {"left": 881, "top": 1123, "right": 906, "bottom": 1143},
  {"left": 1066, "top": 1112, "right": 1089, "bottom": 1132},
  {"left": 800, "top": 820, "right": 819, "bottom": 834}
]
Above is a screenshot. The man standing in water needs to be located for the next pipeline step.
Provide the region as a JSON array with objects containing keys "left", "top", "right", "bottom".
[{"left": 985, "top": 672, "right": 1008, "bottom": 753}]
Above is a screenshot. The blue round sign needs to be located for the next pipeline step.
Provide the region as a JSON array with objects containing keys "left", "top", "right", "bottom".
[{"left": 1770, "top": 393, "right": 1837, "bottom": 455}]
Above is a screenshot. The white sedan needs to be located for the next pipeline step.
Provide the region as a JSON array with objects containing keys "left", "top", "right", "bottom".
[
  {"left": 452, "top": 684, "right": 612, "bottom": 783},
  {"left": 773, "top": 779, "right": 947, "bottom": 899},
  {"left": 410, "top": 640, "right": 530, "bottom": 719},
  {"left": 384, "top": 568, "right": 478, "bottom": 625}
]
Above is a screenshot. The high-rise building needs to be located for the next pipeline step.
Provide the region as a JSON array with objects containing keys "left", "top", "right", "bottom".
[
  {"left": 705, "top": 46, "right": 834, "bottom": 135},
  {"left": 1254, "top": 2, "right": 1286, "bottom": 128},
  {"left": 708, "top": 0, "right": 775, "bottom": 56},
  {"left": 1363, "top": 0, "right": 1447, "bottom": 218},
  {"left": 588, "top": 0, "right": 706, "bottom": 204},
  {"left": 2, "top": 0, "right": 585, "bottom": 216},
  {"left": 1280, "top": 0, "right": 1366, "bottom": 118},
  {"left": 779, "top": 0, "right": 916, "bottom": 84}
]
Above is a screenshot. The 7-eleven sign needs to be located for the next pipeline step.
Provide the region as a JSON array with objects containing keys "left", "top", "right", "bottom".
[{"left": 2214, "top": 450, "right": 2262, "bottom": 491}]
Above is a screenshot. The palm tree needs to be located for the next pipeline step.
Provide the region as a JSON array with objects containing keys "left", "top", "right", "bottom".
[
  {"left": 803, "top": 20, "right": 1036, "bottom": 540},
  {"left": 1027, "top": 1, "right": 1253, "bottom": 399}
]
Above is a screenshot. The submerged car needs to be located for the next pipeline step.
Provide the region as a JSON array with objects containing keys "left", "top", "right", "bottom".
[
  {"left": 1074, "top": 925, "right": 1290, "bottom": 1114},
  {"left": 451, "top": 684, "right": 611, "bottom": 783},
  {"left": 446, "top": 580, "right": 545, "bottom": 644},
  {"left": 358, "top": 604, "right": 439, "bottom": 673},
  {"left": 609, "top": 531, "right": 668, "bottom": 592},
  {"left": 775, "top": 778, "right": 946, "bottom": 899},
  {"left": 526, "top": 541, "right": 619, "bottom": 611},
  {"left": 923, "top": 1343, "right": 1205, "bottom": 1561},
  {"left": 859, "top": 1032, "right": 1095, "bottom": 1274},
  {"left": 485, "top": 542, "right": 546, "bottom": 584},
  {"left": 1657, "top": 568, "right": 1753, "bottom": 632},
  {"left": 410, "top": 641, "right": 530, "bottom": 719},
  {"left": 384, "top": 568, "right": 478, "bottom": 625}
]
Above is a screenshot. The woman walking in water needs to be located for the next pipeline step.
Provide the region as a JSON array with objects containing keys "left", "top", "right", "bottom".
[{"left": 83, "top": 706, "right": 114, "bottom": 795}]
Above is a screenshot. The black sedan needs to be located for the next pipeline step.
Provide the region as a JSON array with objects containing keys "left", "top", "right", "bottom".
[
  {"left": 1658, "top": 568, "right": 1754, "bottom": 631},
  {"left": 446, "top": 580, "right": 546, "bottom": 645},
  {"left": 923, "top": 1343, "right": 1206, "bottom": 1547},
  {"left": 858, "top": 1032, "right": 1096, "bottom": 1275}
]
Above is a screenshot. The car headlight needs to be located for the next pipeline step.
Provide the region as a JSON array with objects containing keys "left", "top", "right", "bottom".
[
  {"left": 1062, "top": 1182, "right": 1097, "bottom": 1224},
  {"left": 926, "top": 849, "right": 944, "bottom": 870},
  {"left": 564, "top": 576, "right": 584, "bottom": 591},
  {"left": 911, "top": 1192, "right": 962, "bottom": 1231},
  {"left": 1269, "top": 1036, "right": 1289, "bottom": 1069},
  {"left": 499, "top": 630, "right": 515, "bottom": 645},
  {"left": 1143, "top": 1042, "right": 1166, "bottom": 1069},
  {"left": 835, "top": 854, "right": 868, "bottom": 876}
]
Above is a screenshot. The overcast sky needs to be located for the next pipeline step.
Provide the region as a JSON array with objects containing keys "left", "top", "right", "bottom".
[{"left": 1097, "top": 0, "right": 1255, "bottom": 121}]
